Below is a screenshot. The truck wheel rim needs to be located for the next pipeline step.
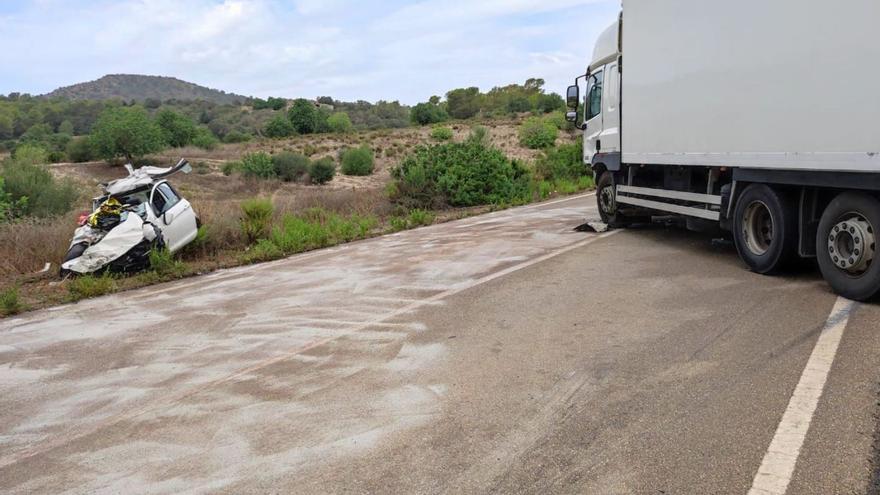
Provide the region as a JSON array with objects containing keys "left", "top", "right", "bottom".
[
  {"left": 828, "top": 214, "right": 875, "bottom": 275},
  {"left": 600, "top": 186, "right": 616, "bottom": 216},
  {"left": 742, "top": 200, "right": 773, "bottom": 256}
]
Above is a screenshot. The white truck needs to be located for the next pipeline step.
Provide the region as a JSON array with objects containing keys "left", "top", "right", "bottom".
[{"left": 567, "top": 0, "right": 880, "bottom": 300}]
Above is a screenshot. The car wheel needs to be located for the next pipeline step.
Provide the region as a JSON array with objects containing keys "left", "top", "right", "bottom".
[
  {"left": 733, "top": 184, "right": 798, "bottom": 274},
  {"left": 816, "top": 192, "right": 880, "bottom": 301}
]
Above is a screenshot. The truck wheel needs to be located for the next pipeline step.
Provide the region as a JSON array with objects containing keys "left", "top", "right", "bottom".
[
  {"left": 733, "top": 184, "right": 798, "bottom": 274},
  {"left": 816, "top": 192, "right": 880, "bottom": 301},
  {"left": 596, "top": 172, "right": 651, "bottom": 227}
]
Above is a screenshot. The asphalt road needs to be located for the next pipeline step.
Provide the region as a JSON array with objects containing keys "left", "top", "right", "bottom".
[{"left": 1, "top": 194, "right": 878, "bottom": 494}]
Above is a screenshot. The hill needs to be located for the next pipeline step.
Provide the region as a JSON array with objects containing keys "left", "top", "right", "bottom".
[{"left": 44, "top": 74, "right": 249, "bottom": 104}]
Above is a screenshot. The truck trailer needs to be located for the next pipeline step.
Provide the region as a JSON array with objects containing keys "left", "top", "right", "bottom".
[{"left": 567, "top": 0, "right": 880, "bottom": 300}]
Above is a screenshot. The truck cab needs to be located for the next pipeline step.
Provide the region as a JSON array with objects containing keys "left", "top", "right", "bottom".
[{"left": 582, "top": 21, "right": 621, "bottom": 165}]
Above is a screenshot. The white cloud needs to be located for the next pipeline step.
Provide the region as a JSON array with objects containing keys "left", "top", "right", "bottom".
[{"left": 0, "top": 0, "right": 621, "bottom": 103}]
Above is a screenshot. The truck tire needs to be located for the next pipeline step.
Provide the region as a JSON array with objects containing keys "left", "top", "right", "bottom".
[
  {"left": 732, "top": 184, "right": 798, "bottom": 274},
  {"left": 816, "top": 192, "right": 880, "bottom": 301},
  {"left": 596, "top": 172, "right": 649, "bottom": 227}
]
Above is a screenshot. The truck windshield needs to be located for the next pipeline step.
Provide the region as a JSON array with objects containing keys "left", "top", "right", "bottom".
[{"left": 586, "top": 70, "right": 603, "bottom": 120}]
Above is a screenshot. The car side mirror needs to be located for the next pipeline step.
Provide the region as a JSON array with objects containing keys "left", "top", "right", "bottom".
[
  {"left": 566, "top": 85, "right": 580, "bottom": 109},
  {"left": 163, "top": 211, "right": 175, "bottom": 225}
]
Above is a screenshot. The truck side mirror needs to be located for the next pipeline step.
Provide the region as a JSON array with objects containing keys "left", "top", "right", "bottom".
[
  {"left": 566, "top": 85, "right": 580, "bottom": 109},
  {"left": 565, "top": 111, "right": 578, "bottom": 123}
]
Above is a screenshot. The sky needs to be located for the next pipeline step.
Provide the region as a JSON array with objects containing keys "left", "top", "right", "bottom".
[{"left": 0, "top": 0, "right": 620, "bottom": 104}]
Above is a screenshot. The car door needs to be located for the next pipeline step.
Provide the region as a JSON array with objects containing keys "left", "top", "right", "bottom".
[{"left": 150, "top": 181, "right": 198, "bottom": 253}]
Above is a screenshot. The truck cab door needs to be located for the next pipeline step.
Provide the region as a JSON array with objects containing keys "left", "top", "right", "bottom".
[
  {"left": 600, "top": 63, "right": 620, "bottom": 153},
  {"left": 150, "top": 181, "right": 198, "bottom": 253},
  {"left": 584, "top": 68, "right": 605, "bottom": 162}
]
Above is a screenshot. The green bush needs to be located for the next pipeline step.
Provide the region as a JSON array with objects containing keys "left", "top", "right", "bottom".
[
  {"left": 1, "top": 147, "right": 78, "bottom": 219},
  {"left": 288, "top": 99, "right": 319, "bottom": 134},
  {"left": 68, "top": 274, "right": 117, "bottom": 301},
  {"left": 309, "top": 157, "right": 336, "bottom": 184},
  {"left": 240, "top": 197, "right": 274, "bottom": 243},
  {"left": 192, "top": 127, "right": 219, "bottom": 150},
  {"left": 390, "top": 140, "right": 531, "bottom": 208},
  {"left": 148, "top": 248, "right": 186, "bottom": 278},
  {"left": 518, "top": 117, "right": 558, "bottom": 149},
  {"left": 535, "top": 141, "right": 586, "bottom": 182},
  {"left": 467, "top": 125, "right": 488, "bottom": 145},
  {"left": 272, "top": 152, "right": 310, "bottom": 182},
  {"left": 407, "top": 209, "right": 435, "bottom": 227},
  {"left": 264, "top": 115, "right": 295, "bottom": 139},
  {"left": 1, "top": 286, "right": 23, "bottom": 316},
  {"left": 327, "top": 112, "right": 353, "bottom": 133},
  {"left": 223, "top": 131, "right": 252, "bottom": 143},
  {"left": 411, "top": 102, "right": 448, "bottom": 125},
  {"left": 156, "top": 109, "right": 197, "bottom": 147},
  {"left": 431, "top": 126, "right": 454, "bottom": 141},
  {"left": 340, "top": 146, "right": 374, "bottom": 176},
  {"left": 245, "top": 238, "right": 284, "bottom": 263},
  {"left": 240, "top": 152, "right": 276, "bottom": 179},
  {"left": 543, "top": 111, "right": 569, "bottom": 131},
  {"left": 90, "top": 106, "right": 165, "bottom": 162},
  {"left": 268, "top": 209, "right": 378, "bottom": 254},
  {"left": 221, "top": 160, "right": 241, "bottom": 176},
  {"left": 66, "top": 137, "right": 96, "bottom": 163},
  {"left": 389, "top": 216, "right": 408, "bottom": 232}
]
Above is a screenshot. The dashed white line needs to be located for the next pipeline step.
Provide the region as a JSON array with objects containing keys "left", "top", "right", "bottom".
[{"left": 748, "top": 296, "right": 857, "bottom": 495}]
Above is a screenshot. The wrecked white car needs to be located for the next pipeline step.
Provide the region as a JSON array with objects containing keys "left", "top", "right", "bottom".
[{"left": 61, "top": 159, "right": 200, "bottom": 276}]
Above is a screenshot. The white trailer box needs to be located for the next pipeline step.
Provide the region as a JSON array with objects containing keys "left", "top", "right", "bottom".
[{"left": 621, "top": 0, "right": 880, "bottom": 172}]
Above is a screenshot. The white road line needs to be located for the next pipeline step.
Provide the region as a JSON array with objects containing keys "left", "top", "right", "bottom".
[{"left": 747, "top": 296, "right": 857, "bottom": 495}]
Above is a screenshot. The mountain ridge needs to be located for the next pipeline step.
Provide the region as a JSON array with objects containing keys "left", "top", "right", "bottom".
[{"left": 44, "top": 74, "right": 250, "bottom": 104}]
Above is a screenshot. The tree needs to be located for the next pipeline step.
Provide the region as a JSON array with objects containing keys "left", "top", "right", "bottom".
[
  {"left": 90, "top": 106, "right": 165, "bottom": 162},
  {"left": 535, "top": 93, "right": 565, "bottom": 114},
  {"left": 58, "top": 119, "right": 75, "bottom": 135},
  {"left": 288, "top": 99, "right": 319, "bottom": 134},
  {"left": 445, "top": 87, "right": 481, "bottom": 119},
  {"left": 264, "top": 114, "right": 295, "bottom": 138},
  {"left": 327, "top": 112, "right": 353, "bottom": 133},
  {"left": 156, "top": 109, "right": 197, "bottom": 147},
  {"left": 411, "top": 102, "right": 448, "bottom": 125}
]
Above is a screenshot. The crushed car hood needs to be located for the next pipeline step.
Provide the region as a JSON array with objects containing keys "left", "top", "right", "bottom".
[{"left": 103, "top": 159, "right": 191, "bottom": 196}]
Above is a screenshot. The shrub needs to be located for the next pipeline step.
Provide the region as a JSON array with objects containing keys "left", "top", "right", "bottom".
[
  {"left": 156, "top": 109, "right": 197, "bottom": 147},
  {"left": 535, "top": 141, "right": 586, "bottom": 182},
  {"left": 264, "top": 115, "right": 295, "bottom": 139},
  {"left": 1, "top": 286, "right": 23, "bottom": 316},
  {"left": 192, "top": 127, "right": 219, "bottom": 150},
  {"left": 390, "top": 140, "right": 531, "bottom": 208},
  {"left": 519, "top": 117, "right": 558, "bottom": 149},
  {"left": 90, "top": 106, "right": 165, "bottom": 162},
  {"left": 308, "top": 157, "right": 336, "bottom": 184},
  {"left": 221, "top": 160, "right": 241, "bottom": 176},
  {"left": 431, "top": 126, "right": 453, "bottom": 141},
  {"left": 223, "top": 131, "right": 252, "bottom": 143},
  {"left": 389, "top": 216, "right": 408, "bottom": 232},
  {"left": 1, "top": 149, "right": 78, "bottom": 218},
  {"left": 288, "top": 99, "right": 319, "bottom": 134},
  {"left": 411, "top": 102, "right": 448, "bottom": 125},
  {"left": 240, "top": 197, "right": 274, "bottom": 243},
  {"left": 340, "top": 146, "right": 374, "bottom": 176},
  {"left": 148, "top": 248, "right": 186, "bottom": 278},
  {"left": 66, "top": 137, "right": 96, "bottom": 163},
  {"left": 327, "top": 112, "right": 353, "bottom": 133},
  {"left": 245, "top": 238, "right": 284, "bottom": 263},
  {"left": 272, "top": 152, "right": 310, "bottom": 182},
  {"left": 467, "top": 125, "right": 488, "bottom": 145},
  {"left": 407, "top": 209, "right": 435, "bottom": 227},
  {"left": 68, "top": 274, "right": 117, "bottom": 301},
  {"left": 268, "top": 209, "right": 378, "bottom": 255},
  {"left": 240, "top": 152, "right": 276, "bottom": 179}
]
